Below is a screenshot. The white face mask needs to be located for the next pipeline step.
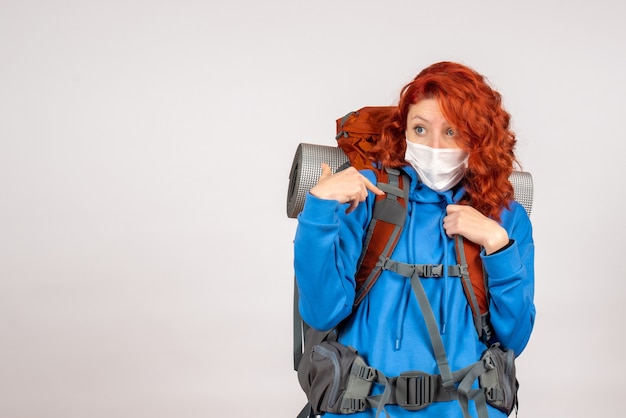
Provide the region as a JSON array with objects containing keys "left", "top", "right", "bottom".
[{"left": 404, "top": 140, "right": 469, "bottom": 192}]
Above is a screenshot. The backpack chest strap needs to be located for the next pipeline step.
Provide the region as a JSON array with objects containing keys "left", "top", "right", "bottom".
[
  {"left": 379, "top": 252, "right": 494, "bottom": 344},
  {"left": 377, "top": 256, "right": 464, "bottom": 279}
]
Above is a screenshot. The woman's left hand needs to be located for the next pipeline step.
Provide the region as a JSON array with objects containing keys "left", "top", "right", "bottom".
[{"left": 443, "top": 204, "right": 509, "bottom": 255}]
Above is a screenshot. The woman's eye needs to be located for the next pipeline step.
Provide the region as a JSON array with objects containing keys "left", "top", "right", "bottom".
[
  {"left": 446, "top": 128, "right": 455, "bottom": 137},
  {"left": 414, "top": 126, "right": 426, "bottom": 135}
]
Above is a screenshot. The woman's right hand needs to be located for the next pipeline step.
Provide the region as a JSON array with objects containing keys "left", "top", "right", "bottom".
[{"left": 310, "top": 163, "right": 385, "bottom": 213}]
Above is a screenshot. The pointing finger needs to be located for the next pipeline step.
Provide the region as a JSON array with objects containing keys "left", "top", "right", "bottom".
[{"left": 364, "top": 177, "right": 385, "bottom": 196}]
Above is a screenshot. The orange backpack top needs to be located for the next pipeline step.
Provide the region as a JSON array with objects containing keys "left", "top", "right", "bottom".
[{"left": 335, "top": 106, "right": 396, "bottom": 170}]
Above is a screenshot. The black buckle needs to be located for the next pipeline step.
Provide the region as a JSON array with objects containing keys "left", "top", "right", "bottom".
[
  {"left": 395, "top": 371, "right": 436, "bottom": 411},
  {"left": 421, "top": 264, "right": 443, "bottom": 278}
]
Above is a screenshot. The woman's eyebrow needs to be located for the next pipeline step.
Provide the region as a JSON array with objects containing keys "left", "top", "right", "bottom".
[{"left": 409, "top": 114, "right": 429, "bottom": 123}]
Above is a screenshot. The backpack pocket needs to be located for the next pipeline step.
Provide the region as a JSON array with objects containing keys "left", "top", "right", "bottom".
[
  {"left": 478, "top": 343, "right": 519, "bottom": 415},
  {"left": 298, "top": 337, "right": 371, "bottom": 415}
]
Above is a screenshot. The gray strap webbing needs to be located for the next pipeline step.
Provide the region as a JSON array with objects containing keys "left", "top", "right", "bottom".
[
  {"left": 293, "top": 275, "right": 308, "bottom": 371},
  {"left": 296, "top": 404, "right": 312, "bottom": 418},
  {"left": 375, "top": 181, "right": 404, "bottom": 200},
  {"left": 378, "top": 257, "right": 462, "bottom": 278},
  {"left": 340, "top": 351, "right": 495, "bottom": 417},
  {"left": 369, "top": 374, "right": 393, "bottom": 418},
  {"left": 407, "top": 269, "right": 456, "bottom": 393},
  {"left": 293, "top": 275, "right": 301, "bottom": 370},
  {"left": 457, "top": 359, "right": 491, "bottom": 418},
  {"left": 379, "top": 257, "right": 489, "bottom": 418},
  {"left": 341, "top": 364, "right": 393, "bottom": 418}
]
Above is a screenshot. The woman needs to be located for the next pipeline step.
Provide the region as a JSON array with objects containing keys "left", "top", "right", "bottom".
[{"left": 294, "top": 61, "right": 535, "bottom": 417}]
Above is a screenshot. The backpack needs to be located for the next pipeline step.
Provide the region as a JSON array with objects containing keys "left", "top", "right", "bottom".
[{"left": 287, "top": 106, "right": 533, "bottom": 418}]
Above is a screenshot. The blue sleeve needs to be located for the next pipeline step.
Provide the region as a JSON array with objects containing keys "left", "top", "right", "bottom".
[
  {"left": 481, "top": 202, "right": 536, "bottom": 355},
  {"left": 293, "top": 171, "right": 376, "bottom": 331}
]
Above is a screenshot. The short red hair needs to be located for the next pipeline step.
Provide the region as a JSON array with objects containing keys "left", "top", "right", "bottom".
[{"left": 371, "top": 61, "right": 517, "bottom": 220}]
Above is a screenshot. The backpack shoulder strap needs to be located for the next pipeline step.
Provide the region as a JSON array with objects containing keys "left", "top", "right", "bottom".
[
  {"left": 354, "top": 167, "right": 409, "bottom": 306},
  {"left": 455, "top": 235, "right": 494, "bottom": 343},
  {"left": 351, "top": 167, "right": 495, "bottom": 343},
  {"left": 292, "top": 167, "right": 408, "bottom": 370}
]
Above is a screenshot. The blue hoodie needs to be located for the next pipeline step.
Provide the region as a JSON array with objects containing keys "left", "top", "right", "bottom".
[{"left": 294, "top": 166, "right": 535, "bottom": 418}]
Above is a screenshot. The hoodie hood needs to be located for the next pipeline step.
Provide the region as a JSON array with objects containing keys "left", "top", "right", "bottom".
[{"left": 403, "top": 164, "right": 466, "bottom": 204}]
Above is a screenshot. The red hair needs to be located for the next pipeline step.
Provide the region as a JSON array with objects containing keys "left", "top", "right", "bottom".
[{"left": 371, "top": 61, "right": 517, "bottom": 220}]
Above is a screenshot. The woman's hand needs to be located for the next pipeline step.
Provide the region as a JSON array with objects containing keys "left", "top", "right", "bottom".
[
  {"left": 310, "top": 163, "right": 385, "bottom": 213},
  {"left": 443, "top": 204, "right": 509, "bottom": 254}
]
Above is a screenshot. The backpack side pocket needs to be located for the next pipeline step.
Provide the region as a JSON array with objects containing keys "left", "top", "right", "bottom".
[
  {"left": 478, "top": 343, "right": 519, "bottom": 415},
  {"left": 298, "top": 331, "right": 372, "bottom": 415}
]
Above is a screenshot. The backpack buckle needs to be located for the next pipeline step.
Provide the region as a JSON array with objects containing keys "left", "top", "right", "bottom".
[
  {"left": 485, "top": 387, "right": 503, "bottom": 402},
  {"left": 354, "top": 364, "right": 377, "bottom": 381},
  {"left": 395, "top": 371, "right": 436, "bottom": 411},
  {"left": 377, "top": 255, "right": 392, "bottom": 270},
  {"left": 340, "top": 397, "right": 367, "bottom": 413},
  {"left": 349, "top": 397, "right": 366, "bottom": 412},
  {"left": 483, "top": 352, "right": 496, "bottom": 370},
  {"left": 422, "top": 265, "right": 432, "bottom": 277},
  {"left": 421, "top": 264, "right": 443, "bottom": 278}
]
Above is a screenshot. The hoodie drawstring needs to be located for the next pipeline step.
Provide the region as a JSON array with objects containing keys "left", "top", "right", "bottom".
[{"left": 394, "top": 279, "right": 412, "bottom": 350}]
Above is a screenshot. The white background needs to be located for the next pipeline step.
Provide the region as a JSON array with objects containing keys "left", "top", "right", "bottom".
[{"left": 1, "top": 0, "right": 624, "bottom": 417}]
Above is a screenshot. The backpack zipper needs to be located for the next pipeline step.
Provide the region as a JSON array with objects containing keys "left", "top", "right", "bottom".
[{"left": 311, "top": 344, "right": 342, "bottom": 409}]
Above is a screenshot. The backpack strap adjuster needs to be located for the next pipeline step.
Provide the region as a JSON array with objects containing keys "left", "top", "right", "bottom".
[
  {"left": 483, "top": 385, "right": 505, "bottom": 404},
  {"left": 352, "top": 364, "right": 377, "bottom": 382},
  {"left": 394, "top": 371, "right": 437, "bottom": 411},
  {"left": 340, "top": 397, "right": 367, "bottom": 413},
  {"left": 483, "top": 353, "right": 496, "bottom": 370}
]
